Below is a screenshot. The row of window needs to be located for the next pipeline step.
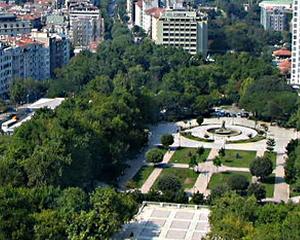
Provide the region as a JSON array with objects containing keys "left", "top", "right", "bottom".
[
  {"left": 163, "top": 33, "right": 197, "bottom": 36},
  {"left": 1, "top": 23, "right": 28, "bottom": 28},
  {"left": 162, "top": 41, "right": 197, "bottom": 47}
]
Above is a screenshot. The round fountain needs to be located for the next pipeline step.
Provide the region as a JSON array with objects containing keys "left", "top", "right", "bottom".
[
  {"left": 183, "top": 119, "right": 259, "bottom": 142},
  {"left": 206, "top": 121, "right": 241, "bottom": 137}
]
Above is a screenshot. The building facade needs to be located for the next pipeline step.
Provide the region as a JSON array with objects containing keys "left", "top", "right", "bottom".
[
  {"left": 291, "top": 0, "right": 300, "bottom": 85},
  {"left": 152, "top": 9, "right": 208, "bottom": 55},
  {"left": 0, "top": 13, "right": 32, "bottom": 36},
  {"left": 31, "top": 31, "right": 70, "bottom": 77},
  {"left": 259, "top": 0, "right": 292, "bottom": 31},
  {"left": 0, "top": 43, "right": 12, "bottom": 95},
  {"left": 68, "top": 0, "right": 104, "bottom": 50},
  {"left": 9, "top": 38, "right": 50, "bottom": 81}
]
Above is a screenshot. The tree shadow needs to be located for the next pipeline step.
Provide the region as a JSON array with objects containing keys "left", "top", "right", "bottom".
[
  {"left": 114, "top": 220, "right": 161, "bottom": 239},
  {"left": 262, "top": 176, "right": 276, "bottom": 184}
]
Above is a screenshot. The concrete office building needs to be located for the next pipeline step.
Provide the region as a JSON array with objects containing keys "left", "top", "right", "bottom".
[
  {"left": 259, "top": 0, "right": 292, "bottom": 31},
  {"left": 152, "top": 9, "right": 208, "bottom": 55}
]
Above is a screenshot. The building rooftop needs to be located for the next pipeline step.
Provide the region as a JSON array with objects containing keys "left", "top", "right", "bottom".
[
  {"left": 259, "top": 0, "right": 292, "bottom": 8},
  {"left": 136, "top": 0, "right": 143, "bottom": 8},
  {"left": 28, "top": 98, "right": 65, "bottom": 110},
  {"left": 145, "top": 7, "right": 165, "bottom": 18},
  {"left": 260, "top": 0, "right": 292, "bottom": 4},
  {"left": 114, "top": 202, "right": 210, "bottom": 240}
]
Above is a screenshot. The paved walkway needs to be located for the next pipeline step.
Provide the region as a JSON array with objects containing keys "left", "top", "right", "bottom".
[
  {"left": 140, "top": 150, "right": 175, "bottom": 193},
  {"left": 273, "top": 153, "right": 289, "bottom": 202},
  {"left": 118, "top": 122, "right": 178, "bottom": 189},
  {"left": 256, "top": 149, "right": 265, "bottom": 158},
  {"left": 207, "top": 148, "right": 219, "bottom": 161},
  {"left": 191, "top": 148, "right": 219, "bottom": 195},
  {"left": 126, "top": 117, "right": 297, "bottom": 202}
]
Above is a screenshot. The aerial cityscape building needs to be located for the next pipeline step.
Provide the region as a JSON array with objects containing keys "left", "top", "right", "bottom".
[
  {"left": 152, "top": 9, "right": 208, "bottom": 55},
  {"left": 259, "top": 0, "right": 292, "bottom": 31},
  {"left": 291, "top": 0, "right": 300, "bottom": 85},
  {"left": 129, "top": 0, "right": 208, "bottom": 55}
]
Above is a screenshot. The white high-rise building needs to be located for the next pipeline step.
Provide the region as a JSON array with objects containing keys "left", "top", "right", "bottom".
[
  {"left": 259, "top": 0, "right": 292, "bottom": 31},
  {"left": 291, "top": 0, "right": 300, "bottom": 85}
]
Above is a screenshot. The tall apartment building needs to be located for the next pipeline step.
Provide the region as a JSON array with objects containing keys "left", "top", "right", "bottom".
[
  {"left": 0, "top": 43, "right": 12, "bottom": 95},
  {"left": 0, "top": 13, "right": 32, "bottom": 36},
  {"left": 31, "top": 30, "right": 70, "bottom": 77},
  {"left": 68, "top": 0, "right": 104, "bottom": 50},
  {"left": 259, "top": 0, "right": 292, "bottom": 31},
  {"left": 8, "top": 37, "right": 50, "bottom": 81},
  {"left": 0, "top": 36, "right": 50, "bottom": 96},
  {"left": 291, "top": 0, "right": 300, "bottom": 85},
  {"left": 152, "top": 9, "right": 208, "bottom": 55}
]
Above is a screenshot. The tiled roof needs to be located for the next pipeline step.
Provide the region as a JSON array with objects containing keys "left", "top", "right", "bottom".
[
  {"left": 145, "top": 7, "right": 165, "bottom": 18},
  {"left": 273, "top": 48, "right": 291, "bottom": 57}
]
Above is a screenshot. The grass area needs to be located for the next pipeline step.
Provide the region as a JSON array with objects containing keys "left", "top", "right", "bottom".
[
  {"left": 290, "top": 183, "right": 300, "bottom": 197},
  {"left": 264, "top": 152, "right": 277, "bottom": 167},
  {"left": 208, "top": 171, "right": 252, "bottom": 189},
  {"left": 181, "top": 132, "right": 214, "bottom": 142},
  {"left": 226, "top": 134, "right": 266, "bottom": 144},
  {"left": 220, "top": 150, "right": 257, "bottom": 168},
  {"left": 131, "top": 166, "right": 154, "bottom": 188},
  {"left": 170, "top": 147, "right": 210, "bottom": 164},
  {"left": 154, "top": 168, "right": 198, "bottom": 189},
  {"left": 261, "top": 174, "right": 275, "bottom": 198}
]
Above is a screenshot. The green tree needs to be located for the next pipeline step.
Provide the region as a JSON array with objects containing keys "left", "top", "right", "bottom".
[
  {"left": 145, "top": 148, "right": 164, "bottom": 164},
  {"left": 227, "top": 174, "right": 249, "bottom": 191},
  {"left": 33, "top": 209, "right": 67, "bottom": 240},
  {"left": 247, "top": 183, "right": 266, "bottom": 201},
  {"left": 160, "top": 134, "right": 174, "bottom": 148},
  {"left": 196, "top": 116, "right": 204, "bottom": 126},
  {"left": 157, "top": 174, "right": 182, "bottom": 193},
  {"left": 190, "top": 191, "right": 205, "bottom": 205},
  {"left": 218, "top": 148, "right": 226, "bottom": 157},
  {"left": 250, "top": 157, "right": 273, "bottom": 181},
  {"left": 266, "top": 138, "right": 276, "bottom": 152},
  {"left": 213, "top": 157, "right": 222, "bottom": 171}
]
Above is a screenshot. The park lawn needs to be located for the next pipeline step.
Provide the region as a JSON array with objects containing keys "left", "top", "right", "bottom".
[
  {"left": 208, "top": 171, "right": 252, "bottom": 190},
  {"left": 261, "top": 174, "right": 275, "bottom": 198},
  {"left": 154, "top": 168, "right": 198, "bottom": 189},
  {"left": 132, "top": 166, "right": 154, "bottom": 188},
  {"left": 220, "top": 150, "right": 257, "bottom": 168},
  {"left": 170, "top": 147, "right": 210, "bottom": 164},
  {"left": 290, "top": 183, "right": 300, "bottom": 197},
  {"left": 264, "top": 152, "right": 277, "bottom": 167}
]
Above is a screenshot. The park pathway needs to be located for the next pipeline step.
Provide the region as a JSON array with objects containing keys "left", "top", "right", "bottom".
[
  {"left": 273, "top": 152, "right": 289, "bottom": 202},
  {"left": 140, "top": 150, "right": 175, "bottom": 194},
  {"left": 191, "top": 148, "right": 219, "bottom": 195}
]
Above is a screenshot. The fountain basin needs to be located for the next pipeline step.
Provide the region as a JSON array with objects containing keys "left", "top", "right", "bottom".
[{"left": 207, "top": 127, "right": 241, "bottom": 137}]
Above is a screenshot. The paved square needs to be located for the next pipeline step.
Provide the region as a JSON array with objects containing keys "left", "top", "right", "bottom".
[
  {"left": 147, "top": 219, "right": 166, "bottom": 227},
  {"left": 170, "top": 220, "right": 190, "bottom": 229},
  {"left": 151, "top": 210, "right": 171, "bottom": 218},
  {"left": 175, "top": 212, "right": 194, "bottom": 220},
  {"left": 115, "top": 202, "right": 210, "bottom": 240},
  {"left": 166, "top": 230, "right": 187, "bottom": 239}
]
